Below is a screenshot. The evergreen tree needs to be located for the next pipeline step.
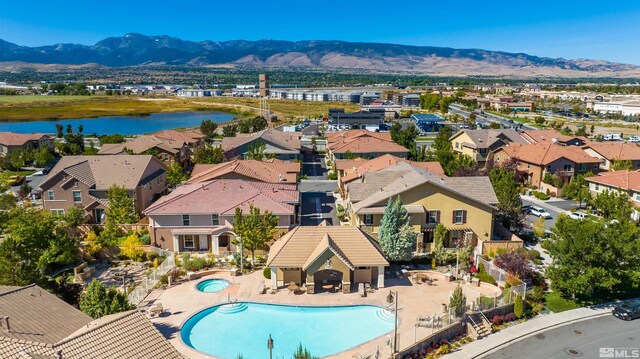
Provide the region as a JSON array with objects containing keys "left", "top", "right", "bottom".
[
  {"left": 292, "top": 343, "right": 315, "bottom": 359},
  {"left": 378, "top": 196, "right": 416, "bottom": 261},
  {"left": 513, "top": 294, "right": 524, "bottom": 318},
  {"left": 80, "top": 279, "right": 131, "bottom": 319},
  {"left": 489, "top": 167, "right": 523, "bottom": 230},
  {"left": 449, "top": 285, "right": 466, "bottom": 318},
  {"left": 200, "top": 119, "right": 218, "bottom": 140}
]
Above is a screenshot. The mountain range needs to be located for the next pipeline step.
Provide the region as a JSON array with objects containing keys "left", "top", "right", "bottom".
[{"left": 0, "top": 33, "right": 639, "bottom": 78}]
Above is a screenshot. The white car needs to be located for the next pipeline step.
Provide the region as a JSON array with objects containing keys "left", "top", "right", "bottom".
[
  {"left": 567, "top": 211, "right": 589, "bottom": 220},
  {"left": 628, "top": 136, "right": 640, "bottom": 143},
  {"left": 530, "top": 206, "right": 552, "bottom": 219}
]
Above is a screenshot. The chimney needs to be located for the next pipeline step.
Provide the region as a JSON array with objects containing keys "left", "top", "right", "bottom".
[{"left": 1, "top": 316, "right": 10, "bottom": 333}]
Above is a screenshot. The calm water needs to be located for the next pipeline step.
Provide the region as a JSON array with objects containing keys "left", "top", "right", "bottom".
[
  {"left": 181, "top": 303, "right": 394, "bottom": 358},
  {"left": 0, "top": 111, "right": 234, "bottom": 135},
  {"left": 196, "top": 279, "right": 229, "bottom": 293}
]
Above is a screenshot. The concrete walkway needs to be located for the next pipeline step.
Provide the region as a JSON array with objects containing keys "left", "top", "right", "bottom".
[{"left": 446, "top": 305, "right": 614, "bottom": 358}]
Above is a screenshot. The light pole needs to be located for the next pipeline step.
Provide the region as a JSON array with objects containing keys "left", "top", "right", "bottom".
[
  {"left": 267, "top": 334, "right": 274, "bottom": 359},
  {"left": 239, "top": 236, "right": 243, "bottom": 274},
  {"left": 386, "top": 290, "right": 399, "bottom": 353}
]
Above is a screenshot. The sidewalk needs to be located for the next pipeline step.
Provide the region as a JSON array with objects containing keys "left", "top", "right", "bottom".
[{"left": 446, "top": 306, "right": 612, "bottom": 358}]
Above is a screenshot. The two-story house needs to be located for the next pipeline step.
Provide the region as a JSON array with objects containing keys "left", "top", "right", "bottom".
[
  {"left": 450, "top": 129, "right": 527, "bottom": 164},
  {"left": 326, "top": 130, "right": 409, "bottom": 161},
  {"left": 582, "top": 142, "right": 640, "bottom": 171},
  {"left": 222, "top": 129, "right": 301, "bottom": 161},
  {"left": 39, "top": 155, "right": 167, "bottom": 223},
  {"left": 0, "top": 132, "right": 54, "bottom": 157},
  {"left": 143, "top": 179, "right": 299, "bottom": 253},
  {"left": 586, "top": 170, "right": 640, "bottom": 221},
  {"left": 493, "top": 142, "right": 602, "bottom": 187},
  {"left": 345, "top": 161, "right": 519, "bottom": 255},
  {"left": 520, "top": 129, "right": 590, "bottom": 147},
  {"left": 188, "top": 159, "right": 301, "bottom": 185}
]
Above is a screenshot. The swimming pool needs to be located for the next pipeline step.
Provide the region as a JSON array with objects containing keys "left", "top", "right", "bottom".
[
  {"left": 181, "top": 303, "right": 395, "bottom": 358},
  {"left": 195, "top": 279, "right": 229, "bottom": 293}
]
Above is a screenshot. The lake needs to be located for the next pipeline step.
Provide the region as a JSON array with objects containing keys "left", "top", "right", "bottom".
[{"left": 0, "top": 111, "right": 235, "bottom": 135}]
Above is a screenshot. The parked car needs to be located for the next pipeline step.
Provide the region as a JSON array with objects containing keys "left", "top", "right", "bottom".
[
  {"left": 530, "top": 206, "right": 552, "bottom": 219},
  {"left": 521, "top": 205, "right": 533, "bottom": 214},
  {"left": 567, "top": 211, "right": 589, "bottom": 220},
  {"left": 613, "top": 301, "right": 640, "bottom": 321},
  {"left": 6, "top": 175, "right": 25, "bottom": 186},
  {"left": 628, "top": 136, "right": 640, "bottom": 143}
]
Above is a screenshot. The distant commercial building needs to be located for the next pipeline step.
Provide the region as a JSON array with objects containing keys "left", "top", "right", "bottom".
[
  {"left": 177, "top": 89, "right": 223, "bottom": 97},
  {"left": 412, "top": 114, "right": 446, "bottom": 133},
  {"left": 402, "top": 94, "right": 421, "bottom": 107},
  {"left": 594, "top": 101, "right": 640, "bottom": 116},
  {"left": 328, "top": 108, "right": 385, "bottom": 129},
  {"left": 360, "top": 93, "right": 381, "bottom": 106},
  {"left": 259, "top": 73, "right": 270, "bottom": 97}
]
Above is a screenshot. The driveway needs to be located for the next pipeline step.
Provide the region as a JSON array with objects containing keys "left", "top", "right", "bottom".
[
  {"left": 522, "top": 196, "right": 579, "bottom": 231},
  {"left": 300, "top": 152, "right": 338, "bottom": 225}
]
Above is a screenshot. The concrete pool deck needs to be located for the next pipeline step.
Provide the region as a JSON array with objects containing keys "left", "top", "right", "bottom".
[{"left": 149, "top": 270, "right": 501, "bottom": 359}]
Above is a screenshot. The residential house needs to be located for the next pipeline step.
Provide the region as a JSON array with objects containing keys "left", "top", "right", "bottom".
[
  {"left": 0, "top": 284, "right": 182, "bottom": 359},
  {"left": 520, "top": 129, "right": 589, "bottom": 147},
  {"left": 144, "top": 179, "right": 299, "bottom": 252},
  {"left": 586, "top": 170, "right": 640, "bottom": 221},
  {"left": 450, "top": 129, "right": 528, "bottom": 164},
  {"left": 99, "top": 129, "right": 205, "bottom": 168},
  {"left": 266, "top": 226, "right": 388, "bottom": 293},
  {"left": 335, "top": 154, "right": 445, "bottom": 195},
  {"left": 222, "top": 129, "right": 301, "bottom": 161},
  {"left": 0, "top": 132, "right": 54, "bottom": 157},
  {"left": 582, "top": 142, "right": 640, "bottom": 171},
  {"left": 326, "top": 130, "right": 409, "bottom": 160},
  {"left": 188, "top": 159, "right": 300, "bottom": 185},
  {"left": 39, "top": 155, "right": 167, "bottom": 223},
  {"left": 493, "top": 142, "right": 602, "bottom": 188},
  {"left": 344, "top": 161, "right": 519, "bottom": 255}
]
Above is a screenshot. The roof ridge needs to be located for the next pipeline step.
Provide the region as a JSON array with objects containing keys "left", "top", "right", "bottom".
[
  {"left": 144, "top": 180, "right": 217, "bottom": 213},
  {"left": 55, "top": 310, "right": 139, "bottom": 345},
  {"left": 0, "top": 283, "right": 37, "bottom": 297}
]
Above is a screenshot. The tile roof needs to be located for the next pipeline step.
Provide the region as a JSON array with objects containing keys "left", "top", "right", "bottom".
[
  {"left": 583, "top": 142, "right": 640, "bottom": 161},
  {"left": 586, "top": 170, "right": 640, "bottom": 191},
  {"left": 496, "top": 142, "right": 602, "bottom": 165},
  {"left": 0, "top": 285, "right": 92, "bottom": 345},
  {"left": 339, "top": 154, "right": 445, "bottom": 184},
  {"left": 55, "top": 310, "right": 182, "bottom": 359},
  {"left": 221, "top": 129, "right": 301, "bottom": 154},
  {"left": 521, "top": 129, "right": 589, "bottom": 145},
  {"left": 334, "top": 158, "right": 368, "bottom": 171},
  {"left": 325, "top": 130, "right": 393, "bottom": 144},
  {"left": 350, "top": 162, "right": 498, "bottom": 213},
  {"left": 39, "top": 155, "right": 162, "bottom": 191},
  {"left": 152, "top": 129, "right": 204, "bottom": 143},
  {"left": 327, "top": 132, "right": 409, "bottom": 155},
  {"left": 0, "top": 132, "right": 50, "bottom": 147},
  {"left": 347, "top": 169, "right": 408, "bottom": 203},
  {"left": 267, "top": 226, "right": 388, "bottom": 268},
  {"left": 450, "top": 129, "right": 527, "bottom": 149},
  {"left": 188, "top": 159, "right": 300, "bottom": 184},
  {"left": 98, "top": 135, "right": 181, "bottom": 155},
  {"left": 144, "top": 179, "right": 298, "bottom": 216}
]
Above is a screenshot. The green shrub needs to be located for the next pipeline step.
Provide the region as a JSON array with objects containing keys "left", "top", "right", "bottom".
[
  {"left": 146, "top": 251, "right": 158, "bottom": 262},
  {"left": 533, "top": 258, "right": 543, "bottom": 265},
  {"left": 475, "top": 272, "right": 497, "bottom": 285},
  {"left": 328, "top": 172, "right": 338, "bottom": 180},
  {"left": 140, "top": 233, "right": 150, "bottom": 245},
  {"left": 180, "top": 252, "right": 190, "bottom": 267},
  {"left": 532, "top": 191, "right": 550, "bottom": 200},
  {"left": 191, "top": 257, "right": 206, "bottom": 271},
  {"left": 528, "top": 249, "right": 541, "bottom": 260},
  {"left": 263, "top": 267, "right": 271, "bottom": 279},
  {"left": 514, "top": 294, "right": 524, "bottom": 318}
]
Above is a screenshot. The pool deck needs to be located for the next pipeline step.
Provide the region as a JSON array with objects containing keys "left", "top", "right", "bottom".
[{"left": 149, "top": 271, "right": 500, "bottom": 359}]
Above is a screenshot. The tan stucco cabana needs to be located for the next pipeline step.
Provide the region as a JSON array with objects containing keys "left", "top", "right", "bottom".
[{"left": 267, "top": 226, "right": 389, "bottom": 293}]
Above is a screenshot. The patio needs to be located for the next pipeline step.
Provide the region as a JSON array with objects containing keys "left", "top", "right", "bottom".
[{"left": 148, "top": 270, "right": 501, "bottom": 359}]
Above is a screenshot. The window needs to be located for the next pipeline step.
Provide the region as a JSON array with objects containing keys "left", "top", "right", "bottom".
[
  {"left": 455, "top": 142, "right": 459, "bottom": 149},
  {"left": 595, "top": 184, "right": 600, "bottom": 192},
  {"left": 181, "top": 234, "right": 195, "bottom": 249},
  {"left": 546, "top": 164, "right": 552, "bottom": 172},
  {"left": 527, "top": 164, "right": 530, "bottom": 169},
  {"left": 594, "top": 164, "right": 599, "bottom": 170},
  {"left": 47, "top": 190, "right": 55, "bottom": 201},
  {"left": 427, "top": 210, "right": 440, "bottom": 224},
  {"left": 72, "top": 190, "right": 82, "bottom": 203},
  {"left": 563, "top": 164, "right": 573, "bottom": 172},
  {"left": 363, "top": 214, "right": 373, "bottom": 225},
  {"left": 578, "top": 163, "right": 586, "bottom": 171},
  {"left": 212, "top": 214, "right": 220, "bottom": 226},
  {"left": 479, "top": 148, "right": 487, "bottom": 155},
  {"left": 453, "top": 210, "right": 467, "bottom": 224},
  {"left": 182, "top": 214, "right": 190, "bottom": 226},
  {"left": 635, "top": 193, "right": 640, "bottom": 202},
  {"left": 50, "top": 209, "right": 64, "bottom": 216}
]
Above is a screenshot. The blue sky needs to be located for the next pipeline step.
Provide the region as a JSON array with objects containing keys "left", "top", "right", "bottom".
[{"left": 1, "top": 0, "right": 640, "bottom": 64}]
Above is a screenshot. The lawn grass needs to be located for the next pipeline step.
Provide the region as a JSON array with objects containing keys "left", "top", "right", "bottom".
[{"left": 544, "top": 291, "right": 581, "bottom": 313}]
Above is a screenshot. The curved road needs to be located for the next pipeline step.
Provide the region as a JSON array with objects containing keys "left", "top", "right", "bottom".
[{"left": 485, "top": 315, "right": 640, "bottom": 359}]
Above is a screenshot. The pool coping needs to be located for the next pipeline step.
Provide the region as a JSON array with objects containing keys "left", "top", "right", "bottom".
[{"left": 178, "top": 301, "right": 397, "bottom": 359}]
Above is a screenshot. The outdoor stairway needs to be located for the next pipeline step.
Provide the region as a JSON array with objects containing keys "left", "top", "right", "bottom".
[
  {"left": 376, "top": 308, "right": 395, "bottom": 323},
  {"left": 473, "top": 320, "right": 491, "bottom": 339},
  {"left": 216, "top": 302, "right": 248, "bottom": 314}
]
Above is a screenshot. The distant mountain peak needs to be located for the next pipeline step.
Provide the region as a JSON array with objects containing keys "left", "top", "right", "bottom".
[{"left": 0, "top": 34, "right": 638, "bottom": 78}]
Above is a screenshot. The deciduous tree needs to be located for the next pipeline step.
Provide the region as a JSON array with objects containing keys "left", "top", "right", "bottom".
[
  {"left": 489, "top": 167, "right": 523, "bottom": 230},
  {"left": 233, "top": 205, "right": 278, "bottom": 265},
  {"left": 166, "top": 162, "right": 188, "bottom": 187}
]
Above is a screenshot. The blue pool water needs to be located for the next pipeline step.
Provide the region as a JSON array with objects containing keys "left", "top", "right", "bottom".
[
  {"left": 181, "top": 303, "right": 395, "bottom": 358},
  {"left": 0, "top": 111, "right": 234, "bottom": 135},
  {"left": 196, "top": 279, "right": 230, "bottom": 293}
]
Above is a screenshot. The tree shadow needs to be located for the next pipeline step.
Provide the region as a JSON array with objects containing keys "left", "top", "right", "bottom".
[{"left": 153, "top": 321, "right": 180, "bottom": 340}]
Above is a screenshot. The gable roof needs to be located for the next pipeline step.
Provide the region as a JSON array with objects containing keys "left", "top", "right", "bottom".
[
  {"left": 339, "top": 154, "right": 445, "bottom": 184},
  {"left": 188, "top": 159, "right": 300, "bottom": 184},
  {"left": 586, "top": 170, "right": 640, "bottom": 192},
  {"left": 347, "top": 169, "right": 409, "bottom": 203},
  {"left": 495, "top": 142, "right": 602, "bottom": 166},
  {"left": 151, "top": 129, "right": 204, "bottom": 144},
  {"left": 521, "top": 129, "right": 589, "bottom": 146},
  {"left": 450, "top": 129, "right": 527, "bottom": 149},
  {"left": 144, "top": 179, "right": 298, "bottom": 216},
  {"left": 267, "top": 226, "right": 388, "bottom": 268},
  {"left": 325, "top": 130, "right": 393, "bottom": 144},
  {"left": 0, "top": 132, "right": 50, "bottom": 147},
  {"left": 327, "top": 132, "right": 408, "bottom": 155},
  {"left": 351, "top": 162, "right": 498, "bottom": 213},
  {"left": 98, "top": 135, "right": 182, "bottom": 155},
  {"left": 39, "top": 155, "right": 163, "bottom": 191},
  {"left": 221, "top": 129, "right": 301, "bottom": 154},
  {"left": 583, "top": 142, "right": 640, "bottom": 161}
]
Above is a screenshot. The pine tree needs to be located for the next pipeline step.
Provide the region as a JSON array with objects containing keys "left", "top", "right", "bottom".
[
  {"left": 449, "top": 285, "right": 466, "bottom": 318},
  {"left": 378, "top": 196, "right": 416, "bottom": 261}
]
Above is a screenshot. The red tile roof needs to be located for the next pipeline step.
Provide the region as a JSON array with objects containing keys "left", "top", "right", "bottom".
[
  {"left": 497, "top": 142, "right": 601, "bottom": 165},
  {"left": 188, "top": 159, "right": 300, "bottom": 184},
  {"left": 0, "top": 132, "right": 51, "bottom": 146},
  {"left": 583, "top": 142, "right": 640, "bottom": 161},
  {"left": 586, "top": 170, "right": 640, "bottom": 191},
  {"left": 327, "top": 130, "right": 408, "bottom": 154},
  {"left": 339, "top": 154, "right": 445, "bottom": 184}
]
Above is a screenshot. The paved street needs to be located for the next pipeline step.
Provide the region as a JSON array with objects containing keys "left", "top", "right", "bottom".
[
  {"left": 300, "top": 152, "right": 338, "bottom": 225},
  {"left": 484, "top": 315, "right": 640, "bottom": 359},
  {"left": 522, "top": 195, "right": 579, "bottom": 231}
]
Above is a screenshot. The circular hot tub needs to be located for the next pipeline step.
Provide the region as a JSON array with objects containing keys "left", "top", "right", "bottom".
[{"left": 196, "top": 279, "right": 229, "bottom": 293}]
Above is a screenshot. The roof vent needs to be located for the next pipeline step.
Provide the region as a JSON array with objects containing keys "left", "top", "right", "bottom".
[
  {"left": 551, "top": 138, "right": 559, "bottom": 144},
  {"left": 1, "top": 316, "right": 10, "bottom": 333}
]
